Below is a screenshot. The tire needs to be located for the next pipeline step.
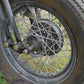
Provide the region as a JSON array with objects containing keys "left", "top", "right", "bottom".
[{"left": 0, "top": 0, "right": 84, "bottom": 84}]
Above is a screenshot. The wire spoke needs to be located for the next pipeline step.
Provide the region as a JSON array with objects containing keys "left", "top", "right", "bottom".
[{"left": 13, "top": 6, "right": 72, "bottom": 76}]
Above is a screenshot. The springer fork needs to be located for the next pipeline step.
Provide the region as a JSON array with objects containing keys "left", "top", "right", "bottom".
[
  {"left": 0, "top": 0, "right": 36, "bottom": 54},
  {"left": 0, "top": 0, "right": 25, "bottom": 53}
]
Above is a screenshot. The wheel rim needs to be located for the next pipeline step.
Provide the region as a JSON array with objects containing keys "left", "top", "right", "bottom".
[
  {"left": 1, "top": 1, "right": 77, "bottom": 83},
  {"left": 13, "top": 5, "right": 73, "bottom": 77}
]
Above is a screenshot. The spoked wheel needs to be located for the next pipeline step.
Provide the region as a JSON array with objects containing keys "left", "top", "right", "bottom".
[
  {"left": 12, "top": 2, "right": 76, "bottom": 78},
  {"left": 0, "top": 0, "right": 84, "bottom": 84}
]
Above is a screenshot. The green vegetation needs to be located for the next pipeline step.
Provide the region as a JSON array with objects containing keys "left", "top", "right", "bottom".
[{"left": 0, "top": 73, "right": 10, "bottom": 84}]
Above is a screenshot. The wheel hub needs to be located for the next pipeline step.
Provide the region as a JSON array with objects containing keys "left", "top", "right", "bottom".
[{"left": 24, "top": 19, "right": 64, "bottom": 57}]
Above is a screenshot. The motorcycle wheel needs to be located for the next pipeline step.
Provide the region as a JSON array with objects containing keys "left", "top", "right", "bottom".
[{"left": 0, "top": 0, "right": 84, "bottom": 84}]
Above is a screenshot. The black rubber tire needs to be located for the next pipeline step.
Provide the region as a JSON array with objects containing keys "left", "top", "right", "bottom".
[{"left": 0, "top": 0, "right": 84, "bottom": 84}]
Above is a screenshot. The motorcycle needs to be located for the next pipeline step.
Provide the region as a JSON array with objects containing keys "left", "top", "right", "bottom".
[{"left": 0, "top": 0, "right": 84, "bottom": 84}]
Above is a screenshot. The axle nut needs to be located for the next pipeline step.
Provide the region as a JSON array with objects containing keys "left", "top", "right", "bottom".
[
  {"left": 23, "top": 49, "right": 29, "bottom": 54},
  {"left": 13, "top": 45, "right": 19, "bottom": 51}
]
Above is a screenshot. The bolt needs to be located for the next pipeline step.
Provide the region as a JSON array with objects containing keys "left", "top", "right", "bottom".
[
  {"left": 4, "top": 42, "right": 9, "bottom": 48},
  {"left": 23, "top": 49, "right": 29, "bottom": 54},
  {"left": 13, "top": 45, "right": 19, "bottom": 51}
]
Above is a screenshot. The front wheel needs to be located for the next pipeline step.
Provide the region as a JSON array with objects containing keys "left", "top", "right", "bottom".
[{"left": 0, "top": 0, "right": 84, "bottom": 84}]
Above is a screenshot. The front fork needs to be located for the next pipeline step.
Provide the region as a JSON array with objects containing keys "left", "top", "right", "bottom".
[
  {"left": 0, "top": 0, "right": 24, "bottom": 52},
  {"left": 0, "top": 0, "right": 36, "bottom": 54}
]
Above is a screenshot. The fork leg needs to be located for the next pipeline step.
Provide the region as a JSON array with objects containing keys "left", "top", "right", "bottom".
[
  {"left": 1, "top": 0, "right": 25, "bottom": 51},
  {"left": 0, "top": 4, "right": 14, "bottom": 47},
  {"left": 2, "top": 0, "right": 22, "bottom": 42}
]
